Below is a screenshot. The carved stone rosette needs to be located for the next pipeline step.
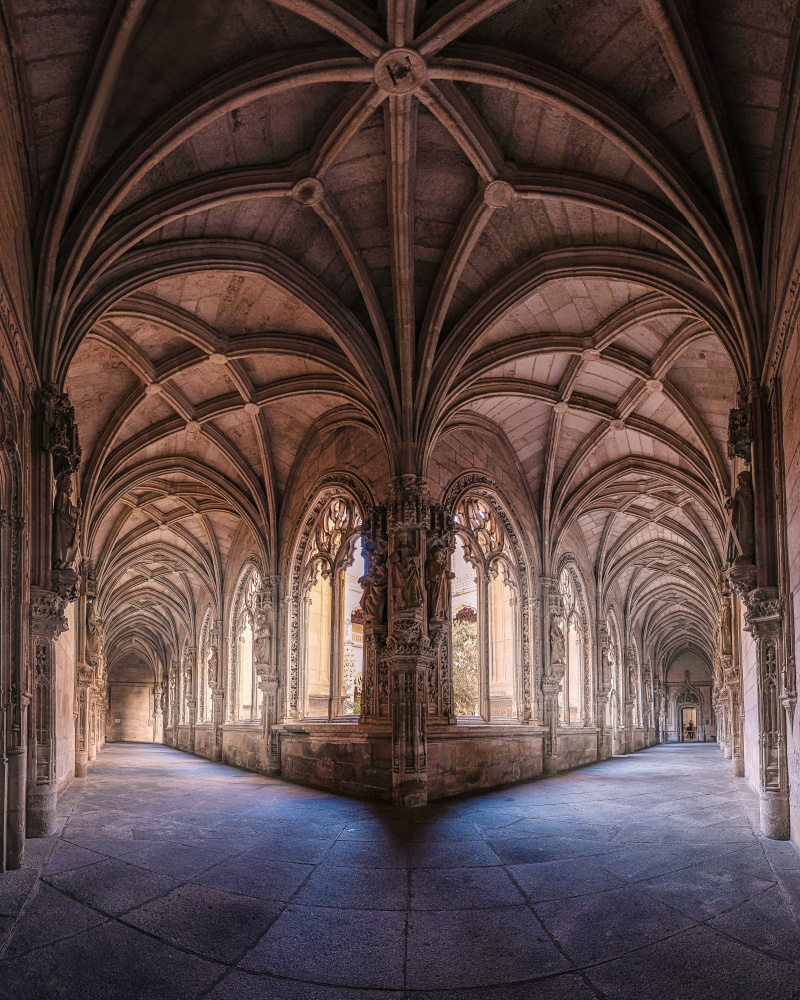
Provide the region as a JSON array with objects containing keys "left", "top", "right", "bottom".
[{"left": 743, "top": 588, "right": 789, "bottom": 838}]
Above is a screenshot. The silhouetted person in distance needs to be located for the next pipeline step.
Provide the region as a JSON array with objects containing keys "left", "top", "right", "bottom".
[{"left": 685, "top": 719, "right": 695, "bottom": 741}]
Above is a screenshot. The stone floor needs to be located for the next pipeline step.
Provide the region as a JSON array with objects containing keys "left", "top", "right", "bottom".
[{"left": 1, "top": 744, "right": 800, "bottom": 1000}]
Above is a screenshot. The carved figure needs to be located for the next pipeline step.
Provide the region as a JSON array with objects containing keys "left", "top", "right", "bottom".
[
  {"left": 389, "top": 531, "right": 421, "bottom": 611},
  {"left": 86, "top": 601, "right": 101, "bottom": 664},
  {"left": 628, "top": 657, "right": 637, "bottom": 697},
  {"left": 359, "top": 540, "right": 388, "bottom": 622},
  {"left": 52, "top": 470, "right": 81, "bottom": 570},
  {"left": 601, "top": 646, "right": 613, "bottom": 688},
  {"left": 720, "top": 597, "right": 733, "bottom": 656},
  {"left": 207, "top": 645, "right": 219, "bottom": 686},
  {"left": 254, "top": 619, "right": 271, "bottom": 666},
  {"left": 726, "top": 470, "right": 755, "bottom": 567},
  {"left": 425, "top": 543, "right": 454, "bottom": 621},
  {"left": 549, "top": 616, "right": 565, "bottom": 665}
]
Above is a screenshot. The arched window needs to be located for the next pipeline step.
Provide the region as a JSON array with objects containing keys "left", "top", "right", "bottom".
[
  {"left": 300, "top": 495, "right": 363, "bottom": 720},
  {"left": 199, "top": 610, "right": 213, "bottom": 723},
  {"left": 452, "top": 533, "right": 479, "bottom": 716},
  {"left": 559, "top": 568, "right": 582, "bottom": 723},
  {"left": 452, "top": 494, "right": 521, "bottom": 721},
  {"left": 232, "top": 568, "right": 261, "bottom": 721}
]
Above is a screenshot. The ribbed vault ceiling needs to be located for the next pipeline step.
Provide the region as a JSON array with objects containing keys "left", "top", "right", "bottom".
[{"left": 8, "top": 0, "right": 797, "bottom": 673}]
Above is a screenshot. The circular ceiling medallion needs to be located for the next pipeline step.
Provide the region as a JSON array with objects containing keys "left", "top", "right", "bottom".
[
  {"left": 553, "top": 401, "right": 569, "bottom": 415},
  {"left": 645, "top": 379, "right": 663, "bottom": 393},
  {"left": 291, "top": 177, "right": 324, "bottom": 206},
  {"left": 208, "top": 353, "right": 228, "bottom": 365},
  {"left": 484, "top": 180, "right": 514, "bottom": 208},
  {"left": 374, "top": 48, "right": 427, "bottom": 94},
  {"left": 144, "top": 383, "right": 161, "bottom": 396},
  {"left": 244, "top": 402, "right": 259, "bottom": 416}
]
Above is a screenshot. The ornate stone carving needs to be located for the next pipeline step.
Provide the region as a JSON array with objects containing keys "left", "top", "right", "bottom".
[
  {"left": 727, "top": 388, "right": 753, "bottom": 462},
  {"left": 359, "top": 539, "right": 388, "bottom": 624},
  {"left": 726, "top": 471, "right": 756, "bottom": 595},
  {"left": 425, "top": 541, "right": 454, "bottom": 622},
  {"left": 30, "top": 588, "right": 69, "bottom": 639},
  {"left": 85, "top": 601, "right": 102, "bottom": 665},
  {"left": 548, "top": 615, "right": 565, "bottom": 668},
  {"left": 389, "top": 529, "right": 423, "bottom": 612}
]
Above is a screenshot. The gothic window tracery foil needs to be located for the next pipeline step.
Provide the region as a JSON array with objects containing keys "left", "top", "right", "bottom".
[
  {"left": 289, "top": 486, "right": 366, "bottom": 718},
  {"left": 235, "top": 567, "right": 261, "bottom": 720}
]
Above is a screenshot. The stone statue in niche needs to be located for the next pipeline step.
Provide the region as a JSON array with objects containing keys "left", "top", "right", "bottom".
[
  {"left": 207, "top": 645, "right": 219, "bottom": 686},
  {"left": 425, "top": 542, "right": 454, "bottom": 621},
  {"left": 628, "top": 657, "right": 637, "bottom": 697},
  {"left": 85, "top": 601, "right": 101, "bottom": 664},
  {"left": 720, "top": 597, "right": 733, "bottom": 656},
  {"left": 359, "top": 540, "right": 388, "bottom": 623},
  {"left": 726, "top": 470, "right": 755, "bottom": 568},
  {"left": 549, "top": 616, "right": 565, "bottom": 665},
  {"left": 253, "top": 618, "right": 271, "bottom": 666},
  {"left": 389, "top": 531, "right": 422, "bottom": 611},
  {"left": 601, "top": 646, "right": 613, "bottom": 689},
  {"left": 52, "top": 469, "right": 81, "bottom": 570}
]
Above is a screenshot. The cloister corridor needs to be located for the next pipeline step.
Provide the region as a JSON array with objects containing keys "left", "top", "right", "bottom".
[{"left": 0, "top": 744, "right": 798, "bottom": 1000}]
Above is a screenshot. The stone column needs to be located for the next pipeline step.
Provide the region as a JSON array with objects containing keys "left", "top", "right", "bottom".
[
  {"left": 207, "top": 622, "right": 224, "bottom": 761},
  {"left": 425, "top": 504, "right": 455, "bottom": 725},
  {"left": 359, "top": 505, "right": 389, "bottom": 725},
  {"left": 87, "top": 689, "right": 98, "bottom": 761},
  {"left": 383, "top": 476, "right": 433, "bottom": 807},
  {"left": 596, "top": 622, "right": 612, "bottom": 760},
  {"left": 27, "top": 588, "right": 69, "bottom": 837},
  {"left": 541, "top": 578, "right": 564, "bottom": 774},
  {"left": 255, "top": 577, "right": 281, "bottom": 774},
  {"left": 75, "top": 666, "right": 92, "bottom": 776},
  {"left": 4, "top": 508, "right": 27, "bottom": 870},
  {"left": 744, "top": 590, "right": 789, "bottom": 838},
  {"left": 183, "top": 647, "right": 196, "bottom": 752}
]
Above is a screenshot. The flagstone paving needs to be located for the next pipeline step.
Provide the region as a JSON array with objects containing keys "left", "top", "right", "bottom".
[{"left": 1, "top": 742, "right": 798, "bottom": 1000}]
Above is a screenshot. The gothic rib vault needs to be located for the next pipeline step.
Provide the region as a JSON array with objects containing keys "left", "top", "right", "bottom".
[{"left": 2, "top": 0, "right": 800, "bottom": 871}]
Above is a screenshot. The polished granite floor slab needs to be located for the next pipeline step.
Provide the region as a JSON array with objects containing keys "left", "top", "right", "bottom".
[{"left": 1, "top": 742, "right": 799, "bottom": 1000}]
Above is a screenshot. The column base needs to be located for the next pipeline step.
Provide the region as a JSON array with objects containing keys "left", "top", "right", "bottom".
[
  {"left": 75, "top": 751, "right": 88, "bottom": 777},
  {"left": 6, "top": 748, "right": 26, "bottom": 870},
  {"left": 543, "top": 754, "right": 559, "bottom": 774},
  {"left": 723, "top": 744, "right": 732, "bottom": 759},
  {"left": 27, "top": 786, "right": 58, "bottom": 838},
  {"left": 732, "top": 756, "right": 744, "bottom": 777},
  {"left": 393, "top": 778, "right": 427, "bottom": 808},
  {"left": 760, "top": 791, "right": 790, "bottom": 840}
]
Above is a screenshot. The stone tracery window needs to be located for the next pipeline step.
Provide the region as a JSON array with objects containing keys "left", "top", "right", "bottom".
[
  {"left": 452, "top": 494, "right": 520, "bottom": 721},
  {"left": 231, "top": 567, "right": 261, "bottom": 721},
  {"left": 300, "top": 494, "right": 363, "bottom": 719},
  {"left": 199, "top": 609, "right": 213, "bottom": 723},
  {"left": 559, "top": 567, "right": 583, "bottom": 724}
]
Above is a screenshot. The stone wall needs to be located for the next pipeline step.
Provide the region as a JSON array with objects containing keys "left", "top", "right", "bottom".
[
  {"left": 107, "top": 682, "right": 154, "bottom": 743},
  {"left": 780, "top": 318, "right": 800, "bottom": 848}
]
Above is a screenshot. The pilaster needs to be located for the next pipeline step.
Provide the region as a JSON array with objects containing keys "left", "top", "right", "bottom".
[{"left": 27, "top": 587, "right": 68, "bottom": 837}]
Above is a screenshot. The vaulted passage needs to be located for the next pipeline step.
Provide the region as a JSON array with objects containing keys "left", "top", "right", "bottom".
[
  {"left": 4, "top": 0, "right": 800, "bottom": 988},
  {"left": 1, "top": 742, "right": 799, "bottom": 999}
]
